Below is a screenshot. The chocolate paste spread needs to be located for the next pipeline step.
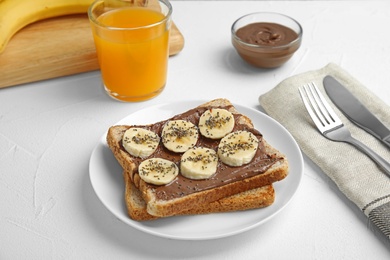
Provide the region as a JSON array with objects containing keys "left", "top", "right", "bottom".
[
  {"left": 236, "top": 22, "right": 298, "bottom": 47},
  {"left": 232, "top": 22, "right": 300, "bottom": 68},
  {"left": 120, "top": 105, "right": 282, "bottom": 200}
]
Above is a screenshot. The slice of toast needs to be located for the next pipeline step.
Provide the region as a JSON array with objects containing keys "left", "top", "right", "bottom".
[
  {"left": 124, "top": 171, "right": 275, "bottom": 221},
  {"left": 107, "top": 98, "right": 289, "bottom": 217}
]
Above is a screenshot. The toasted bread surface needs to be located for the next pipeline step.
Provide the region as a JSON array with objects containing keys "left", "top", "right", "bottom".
[{"left": 107, "top": 98, "right": 289, "bottom": 217}]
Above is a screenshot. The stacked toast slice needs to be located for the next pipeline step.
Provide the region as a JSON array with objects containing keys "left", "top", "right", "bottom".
[{"left": 106, "top": 98, "right": 289, "bottom": 220}]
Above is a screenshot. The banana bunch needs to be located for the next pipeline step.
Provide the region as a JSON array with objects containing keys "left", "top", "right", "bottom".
[
  {"left": 122, "top": 108, "right": 260, "bottom": 185},
  {"left": 0, "top": 0, "right": 94, "bottom": 54}
]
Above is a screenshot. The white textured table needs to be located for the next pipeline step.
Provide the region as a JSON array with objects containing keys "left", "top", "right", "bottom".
[{"left": 1, "top": 1, "right": 390, "bottom": 259}]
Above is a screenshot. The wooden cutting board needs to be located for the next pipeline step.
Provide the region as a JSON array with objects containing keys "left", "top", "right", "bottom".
[{"left": 0, "top": 14, "right": 184, "bottom": 89}]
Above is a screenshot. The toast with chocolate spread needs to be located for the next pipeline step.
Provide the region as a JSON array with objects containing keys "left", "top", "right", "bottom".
[
  {"left": 106, "top": 98, "right": 289, "bottom": 217},
  {"left": 123, "top": 170, "right": 275, "bottom": 221}
]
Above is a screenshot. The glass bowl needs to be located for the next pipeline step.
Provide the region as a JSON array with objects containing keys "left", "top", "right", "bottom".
[{"left": 231, "top": 12, "right": 302, "bottom": 68}]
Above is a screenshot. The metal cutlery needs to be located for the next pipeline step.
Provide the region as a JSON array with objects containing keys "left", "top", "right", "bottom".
[
  {"left": 323, "top": 75, "right": 390, "bottom": 149},
  {"left": 298, "top": 82, "right": 390, "bottom": 177}
]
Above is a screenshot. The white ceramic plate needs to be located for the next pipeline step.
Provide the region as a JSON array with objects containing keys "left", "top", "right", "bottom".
[{"left": 89, "top": 100, "right": 303, "bottom": 240}]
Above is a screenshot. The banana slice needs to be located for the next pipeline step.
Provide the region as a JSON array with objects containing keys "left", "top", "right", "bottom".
[
  {"left": 198, "top": 108, "right": 235, "bottom": 139},
  {"left": 217, "top": 130, "right": 259, "bottom": 167},
  {"left": 122, "top": 127, "right": 160, "bottom": 158},
  {"left": 161, "top": 120, "right": 199, "bottom": 153},
  {"left": 180, "top": 147, "right": 218, "bottom": 180},
  {"left": 138, "top": 158, "right": 179, "bottom": 185}
]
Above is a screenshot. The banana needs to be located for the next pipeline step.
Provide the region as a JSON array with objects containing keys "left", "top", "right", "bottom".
[
  {"left": 0, "top": 0, "right": 94, "bottom": 54},
  {"left": 180, "top": 147, "right": 218, "bottom": 180},
  {"left": 0, "top": 0, "right": 153, "bottom": 54},
  {"left": 217, "top": 130, "right": 259, "bottom": 167},
  {"left": 122, "top": 127, "right": 160, "bottom": 158},
  {"left": 161, "top": 120, "right": 199, "bottom": 153},
  {"left": 138, "top": 158, "right": 179, "bottom": 185},
  {"left": 198, "top": 108, "right": 235, "bottom": 139}
]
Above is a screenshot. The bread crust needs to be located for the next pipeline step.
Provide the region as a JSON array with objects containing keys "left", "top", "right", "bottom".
[
  {"left": 107, "top": 98, "right": 289, "bottom": 217},
  {"left": 124, "top": 171, "right": 275, "bottom": 221}
]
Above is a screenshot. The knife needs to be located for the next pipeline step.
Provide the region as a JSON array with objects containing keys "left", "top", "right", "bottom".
[{"left": 323, "top": 75, "right": 390, "bottom": 149}]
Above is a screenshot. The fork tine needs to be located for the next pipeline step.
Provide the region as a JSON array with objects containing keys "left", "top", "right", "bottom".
[
  {"left": 307, "top": 82, "right": 334, "bottom": 125},
  {"left": 298, "top": 86, "right": 325, "bottom": 130},
  {"left": 301, "top": 84, "right": 328, "bottom": 127},
  {"left": 309, "top": 82, "right": 342, "bottom": 125}
]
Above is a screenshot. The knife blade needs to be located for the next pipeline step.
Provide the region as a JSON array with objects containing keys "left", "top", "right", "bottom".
[{"left": 323, "top": 75, "right": 390, "bottom": 149}]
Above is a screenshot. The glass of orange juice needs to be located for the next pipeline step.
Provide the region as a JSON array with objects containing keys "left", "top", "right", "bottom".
[{"left": 88, "top": 0, "right": 172, "bottom": 102}]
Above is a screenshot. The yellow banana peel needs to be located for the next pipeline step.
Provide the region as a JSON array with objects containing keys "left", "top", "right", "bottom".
[{"left": 0, "top": 0, "right": 94, "bottom": 54}]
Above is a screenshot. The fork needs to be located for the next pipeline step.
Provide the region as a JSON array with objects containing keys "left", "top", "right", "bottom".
[{"left": 299, "top": 82, "right": 390, "bottom": 177}]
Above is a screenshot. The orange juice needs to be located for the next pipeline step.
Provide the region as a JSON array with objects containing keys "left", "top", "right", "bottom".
[{"left": 91, "top": 6, "right": 170, "bottom": 102}]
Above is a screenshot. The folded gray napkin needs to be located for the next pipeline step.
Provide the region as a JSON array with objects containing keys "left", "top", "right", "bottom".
[{"left": 259, "top": 63, "right": 390, "bottom": 240}]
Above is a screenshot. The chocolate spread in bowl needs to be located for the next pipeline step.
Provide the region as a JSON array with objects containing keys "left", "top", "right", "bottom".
[
  {"left": 236, "top": 22, "right": 298, "bottom": 47},
  {"left": 233, "top": 22, "right": 300, "bottom": 68},
  {"left": 120, "top": 105, "right": 282, "bottom": 200}
]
